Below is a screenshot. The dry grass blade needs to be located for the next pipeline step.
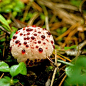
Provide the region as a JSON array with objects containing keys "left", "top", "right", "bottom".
[
  {"left": 27, "top": 12, "right": 39, "bottom": 26},
  {"left": 50, "top": 50, "right": 59, "bottom": 86}
]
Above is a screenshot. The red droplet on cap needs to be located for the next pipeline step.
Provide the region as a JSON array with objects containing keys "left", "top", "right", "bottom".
[
  {"left": 38, "top": 48, "right": 43, "bottom": 53},
  {"left": 23, "top": 27, "right": 25, "bottom": 30},
  {"left": 51, "top": 41, "right": 54, "bottom": 44},
  {"left": 13, "top": 36, "right": 17, "bottom": 39},
  {"left": 22, "top": 49, "right": 25, "bottom": 54},
  {"left": 26, "top": 45, "right": 29, "bottom": 48},
  {"left": 36, "top": 46, "right": 38, "bottom": 48},
  {"left": 16, "top": 31, "right": 18, "bottom": 34},
  {"left": 31, "top": 36, "right": 35, "bottom": 40},
  {"left": 38, "top": 41, "right": 41, "bottom": 44},
  {"left": 24, "top": 42, "right": 27, "bottom": 45},
  {"left": 27, "top": 33, "right": 30, "bottom": 35},
  {"left": 47, "top": 32, "right": 51, "bottom": 35},
  {"left": 32, "top": 25, "right": 36, "bottom": 27},
  {"left": 53, "top": 45, "right": 55, "bottom": 49},
  {"left": 34, "top": 34, "right": 37, "bottom": 36},
  {"left": 41, "top": 35, "right": 45, "bottom": 39},
  {"left": 26, "top": 28, "right": 33, "bottom": 32},
  {"left": 27, "top": 37, "right": 30, "bottom": 40},
  {"left": 15, "top": 40, "right": 20, "bottom": 44},
  {"left": 20, "top": 33, "right": 23, "bottom": 36}
]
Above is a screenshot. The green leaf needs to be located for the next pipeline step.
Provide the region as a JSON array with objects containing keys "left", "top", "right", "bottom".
[
  {"left": 4, "top": 76, "right": 11, "bottom": 81},
  {"left": 18, "top": 62, "right": 27, "bottom": 75},
  {"left": 10, "top": 65, "right": 19, "bottom": 77},
  {"left": 0, "top": 78, "right": 10, "bottom": 86},
  {"left": 0, "top": 14, "right": 11, "bottom": 32},
  {"left": 10, "top": 62, "right": 27, "bottom": 77},
  {"left": 64, "top": 45, "right": 77, "bottom": 50},
  {"left": 64, "top": 56, "right": 86, "bottom": 85},
  {"left": 0, "top": 61, "right": 10, "bottom": 72}
]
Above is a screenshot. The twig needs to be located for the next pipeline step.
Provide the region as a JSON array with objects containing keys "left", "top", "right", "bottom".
[
  {"left": 22, "top": 0, "right": 33, "bottom": 22},
  {"left": 18, "top": 82, "right": 24, "bottom": 86},
  {"left": 0, "top": 26, "right": 10, "bottom": 34},
  {"left": 50, "top": 50, "right": 59, "bottom": 86},
  {"left": 42, "top": 6, "right": 49, "bottom": 31},
  {"left": 50, "top": 67, "right": 58, "bottom": 86},
  {"left": 0, "top": 73, "right": 4, "bottom": 79},
  {"left": 55, "top": 23, "right": 80, "bottom": 41},
  {"left": 58, "top": 75, "right": 67, "bottom": 86},
  {"left": 79, "top": 0, "right": 86, "bottom": 25},
  {"left": 27, "top": 12, "right": 39, "bottom": 26}
]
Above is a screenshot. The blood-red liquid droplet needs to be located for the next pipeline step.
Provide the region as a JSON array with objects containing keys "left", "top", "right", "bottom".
[
  {"left": 24, "top": 34, "right": 26, "bottom": 36},
  {"left": 13, "top": 36, "right": 17, "bottom": 39},
  {"left": 46, "top": 47, "right": 48, "bottom": 49},
  {"left": 38, "top": 41, "right": 41, "bottom": 44},
  {"left": 41, "top": 35, "right": 45, "bottom": 39},
  {"left": 34, "top": 42, "right": 37, "bottom": 44},
  {"left": 26, "top": 45, "right": 29, "bottom": 48},
  {"left": 27, "top": 37, "right": 30, "bottom": 40},
  {"left": 38, "top": 48, "right": 43, "bottom": 53},
  {"left": 16, "top": 31, "right": 18, "bottom": 34},
  {"left": 36, "top": 46, "right": 38, "bottom": 48},
  {"left": 26, "top": 28, "right": 33, "bottom": 32},
  {"left": 47, "top": 32, "right": 51, "bottom": 35},
  {"left": 51, "top": 41, "right": 54, "bottom": 44},
  {"left": 38, "top": 31, "right": 41, "bottom": 34},
  {"left": 24, "top": 38, "right": 27, "bottom": 40},
  {"left": 19, "top": 43, "right": 21, "bottom": 45},
  {"left": 53, "top": 45, "right": 55, "bottom": 49},
  {"left": 20, "top": 33, "right": 23, "bottom": 36},
  {"left": 31, "top": 36, "right": 35, "bottom": 40},
  {"left": 46, "top": 39, "right": 49, "bottom": 42},
  {"left": 18, "top": 43, "right": 21, "bottom": 47},
  {"left": 27, "top": 33, "right": 30, "bottom": 35},
  {"left": 15, "top": 40, "right": 20, "bottom": 44},
  {"left": 23, "top": 27, "right": 25, "bottom": 30},
  {"left": 43, "top": 42, "right": 46, "bottom": 45},
  {"left": 24, "top": 42, "right": 27, "bottom": 45},
  {"left": 32, "top": 25, "right": 36, "bottom": 27},
  {"left": 22, "top": 49, "right": 25, "bottom": 54},
  {"left": 34, "top": 34, "right": 37, "bottom": 36}
]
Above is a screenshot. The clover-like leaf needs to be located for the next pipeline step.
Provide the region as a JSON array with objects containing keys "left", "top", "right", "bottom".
[
  {"left": 10, "top": 62, "right": 27, "bottom": 77},
  {"left": 10, "top": 64, "right": 19, "bottom": 77},
  {"left": 0, "top": 77, "right": 10, "bottom": 86},
  {"left": 64, "top": 56, "right": 86, "bottom": 85},
  {"left": 0, "top": 61, "right": 10, "bottom": 72},
  {"left": 18, "top": 62, "right": 27, "bottom": 75}
]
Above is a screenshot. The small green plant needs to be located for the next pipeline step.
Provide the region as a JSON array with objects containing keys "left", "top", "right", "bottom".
[
  {"left": 0, "top": 61, "right": 27, "bottom": 86},
  {"left": 0, "top": 0, "right": 25, "bottom": 16},
  {"left": 63, "top": 55, "right": 86, "bottom": 86}
]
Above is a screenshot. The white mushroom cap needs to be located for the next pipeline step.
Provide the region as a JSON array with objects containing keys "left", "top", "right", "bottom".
[{"left": 10, "top": 26, "right": 54, "bottom": 66}]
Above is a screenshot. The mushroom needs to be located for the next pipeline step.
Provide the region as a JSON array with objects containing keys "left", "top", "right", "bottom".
[{"left": 10, "top": 25, "right": 55, "bottom": 66}]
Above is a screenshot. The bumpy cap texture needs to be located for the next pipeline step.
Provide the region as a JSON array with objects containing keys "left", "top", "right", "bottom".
[{"left": 10, "top": 26, "right": 54, "bottom": 65}]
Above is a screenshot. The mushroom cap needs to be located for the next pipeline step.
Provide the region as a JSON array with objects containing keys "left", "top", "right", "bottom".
[{"left": 10, "top": 26, "right": 54, "bottom": 66}]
